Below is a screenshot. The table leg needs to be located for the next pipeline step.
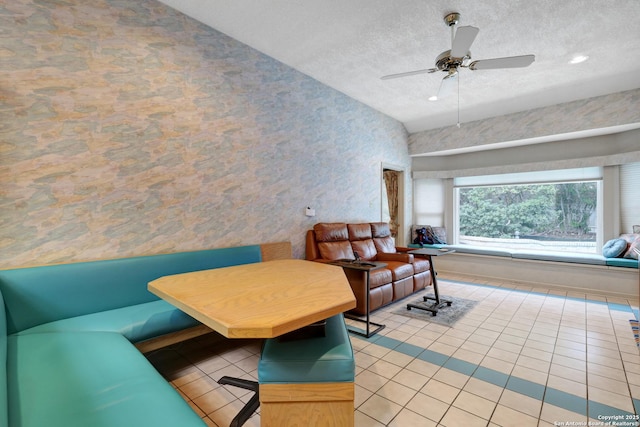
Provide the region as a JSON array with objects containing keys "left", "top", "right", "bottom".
[
  {"left": 406, "top": 255, "right": 452, "bottom": 316},
  {"left": 345, "top": 269, "right": 385, "bottom": 337},
  {"left": 218, "top": 376, "right": 259, "bottom": 427}
]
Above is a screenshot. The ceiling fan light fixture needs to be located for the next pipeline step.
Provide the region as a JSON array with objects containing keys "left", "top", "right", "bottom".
[
  {"left": 569, "top": 54, "right": 589, "bottom": 64},
  {"left": 428, "top": 95, "right": 438, "bottom": 101}
]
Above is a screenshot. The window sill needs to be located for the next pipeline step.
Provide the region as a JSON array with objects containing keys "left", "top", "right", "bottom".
[{"left": 407, "top": 244, "right": 638, "bottom": 268}]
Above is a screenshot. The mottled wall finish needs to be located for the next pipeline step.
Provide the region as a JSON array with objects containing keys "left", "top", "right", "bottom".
[
  {"left": 0, "top": 0, "right": 410, "bottom": 268},
  {"left": 410, "top": 89, "right": 640, "bottom": 156}
]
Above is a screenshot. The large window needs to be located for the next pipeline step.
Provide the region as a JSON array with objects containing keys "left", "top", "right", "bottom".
[{"left": 454, "top": 168, "right": 602, "bottom": 254}]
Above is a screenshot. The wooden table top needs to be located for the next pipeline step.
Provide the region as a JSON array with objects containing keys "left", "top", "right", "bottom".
[{"left": 148, "top": 259, "right": 356, "bottom": 339}]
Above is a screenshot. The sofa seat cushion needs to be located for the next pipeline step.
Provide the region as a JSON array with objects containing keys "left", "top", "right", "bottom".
[
  {"left": 383, "top": 261, "right": 414, "bottom": 281},
  {"left": 7, "top": 331, "right": 206, "bottom": 427},
  {"left": 411, "top": 258, "right": 431, "bottom": 274},
  {"left": 16, "top": 300, "right": 200, "bottom": 343},
  {"left": 258, "top": 314, "right": 354, "bottom": 384},
  {"left": 511, "top": 250, "right": 606, "bottom": 265},
  {"left": 606, "top": 257, "right": 639, "bottom": 268}
]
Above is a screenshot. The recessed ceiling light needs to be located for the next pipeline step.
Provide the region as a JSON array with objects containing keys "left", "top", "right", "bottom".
[
  {"left": 569, "top": 55, "right": 589, "bottom": 64},
  {"left": 428, "top": 95, "right": 438, "bottom": 101}
]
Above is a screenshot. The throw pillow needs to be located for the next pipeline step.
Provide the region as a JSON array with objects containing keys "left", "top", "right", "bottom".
[
  {"left": 620, "top": 233, "right": 640, "bottom": 260},
  {"left": 602, "top": 238, "right": 628, "bottom": 258},
  {"left": 413, "top": 227, "right": 432, "bottom": 246},
  {"left": 412, "top": 225, "right": 447, "bottom": 245}
]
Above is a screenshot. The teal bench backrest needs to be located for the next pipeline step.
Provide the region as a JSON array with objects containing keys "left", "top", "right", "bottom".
[
  {"left": 0, "top": 245, "right": 262, "bottom": 335},
  {"left": 0, "top": 290, "right": 7, "bottom": 427}
]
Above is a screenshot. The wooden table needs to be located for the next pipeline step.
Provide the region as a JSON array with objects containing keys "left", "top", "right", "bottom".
[
  {"left": 148, "top": 259, "right": 356, "bottom": 339},
  {"left": 149, "top": 259, "right": 356, "bottom": 427}
]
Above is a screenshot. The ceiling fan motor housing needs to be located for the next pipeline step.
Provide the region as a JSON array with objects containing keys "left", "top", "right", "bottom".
[{"left": 435, "top": 50, "right": 469, "bottom": 72}]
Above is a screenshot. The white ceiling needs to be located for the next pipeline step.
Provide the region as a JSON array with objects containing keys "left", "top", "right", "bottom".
[{"left": 157, "top": 0, "right": 640, "bottom": 134}]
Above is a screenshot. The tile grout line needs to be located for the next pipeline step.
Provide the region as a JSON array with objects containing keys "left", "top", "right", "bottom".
[{"left": 352, "top": 281, "right": 637, "bottom": 423}]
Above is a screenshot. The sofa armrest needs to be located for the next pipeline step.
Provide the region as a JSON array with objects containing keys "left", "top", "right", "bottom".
[{"left": 376, "top": 253, "right": 414, "bottom": 263}]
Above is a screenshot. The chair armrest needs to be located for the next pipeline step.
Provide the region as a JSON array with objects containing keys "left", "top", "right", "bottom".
[{"left": 376, "top": 253, "right": 414, "bottom": 263}]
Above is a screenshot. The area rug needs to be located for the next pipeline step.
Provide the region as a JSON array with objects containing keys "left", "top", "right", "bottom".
[
  {"left": 392, "top": 294, "right": 478, "bottom": 327},
  {"left": 630, "top": 319, "right": 640, "bottom": 348}
]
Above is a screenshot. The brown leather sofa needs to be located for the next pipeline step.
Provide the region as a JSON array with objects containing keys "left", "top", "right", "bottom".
[{"left": 305, "top": 222, "right": 432, "bottom": 315}]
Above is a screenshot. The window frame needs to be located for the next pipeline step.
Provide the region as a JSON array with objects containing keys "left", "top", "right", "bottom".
[{"left": 451, "top": 167, "right": 604, "bottom": 255}]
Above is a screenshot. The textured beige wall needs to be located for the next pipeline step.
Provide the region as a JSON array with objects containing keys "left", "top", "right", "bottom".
[
  {"left": 1, "top": 0, "right": 410, "bottom": 268},
  {"left": 409, "top": 89, "right": 640, "bottom": 157}
]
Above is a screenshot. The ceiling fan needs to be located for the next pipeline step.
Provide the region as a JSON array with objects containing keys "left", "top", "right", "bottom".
[{"left": 381, "top": 12, "right": 535, "bottom": 106}]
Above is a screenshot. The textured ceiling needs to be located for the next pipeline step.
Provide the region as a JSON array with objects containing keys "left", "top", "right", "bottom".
[{"left": 157, "top": 0, "right": 640, "bottom": 135}]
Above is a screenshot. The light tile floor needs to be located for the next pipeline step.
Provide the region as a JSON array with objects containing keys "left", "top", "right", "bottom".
[{"left": 147, "top": 273, "right": 640, "bottom": 426}]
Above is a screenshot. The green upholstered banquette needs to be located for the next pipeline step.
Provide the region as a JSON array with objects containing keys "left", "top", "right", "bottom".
[{"left": 0, "top": 245, "right": 264, "bottom": 427}]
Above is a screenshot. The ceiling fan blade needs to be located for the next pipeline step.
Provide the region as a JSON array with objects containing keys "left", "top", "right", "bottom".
[
  {"left": 469, "top": 54, "right": 535, "bottom": 70},
  {"left": 437, "top": 71, "right": 458, "bottom": 99},
  {"left": 450, "top": 26, "right": 479, "bottom": 58},
  {"left": 381, "top": 68, "right": 437, "bottom": 80}
]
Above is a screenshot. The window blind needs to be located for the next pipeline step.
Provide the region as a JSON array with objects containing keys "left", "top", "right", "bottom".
[
  {"left": 620, "top": 162, "right": 640, "bottom": 233},
  {"left": 454, "top": 167, "right": 603, "bottom": 188}
]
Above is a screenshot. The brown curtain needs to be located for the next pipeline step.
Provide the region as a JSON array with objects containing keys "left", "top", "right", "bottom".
[{"left": 383, "top": 170, "right": 399, "bottom": 238}]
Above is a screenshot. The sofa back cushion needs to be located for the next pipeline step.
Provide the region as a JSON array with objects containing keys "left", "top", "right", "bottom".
[
  {"left": 317, "top": 241, "right": 355, "bottom": 261},
  {"left": 0, "top": 245, "right": 262, "bottom": 335},
  {"left": 347, "top": 224, "right": 376, "bottom": 260},
  {"left": 370, "top": 223, "right": 397, "bottom": 253},
  {"left": 314, "top": 223, "right": 349, "bottom": 242},
  {"left": 0, "top": 290, "right": 7, "bottom": 427},
  {"left": 350, "top": 239, "right": 377, "bottom": 261},
  {"left": 370, "top": 222, "right": 391, "bottom": 238},
  {"left": 374, "top": 237, "right": 396, "bottom": 254},
  {"left": 347, "top": 223, "right": 372, "bottom": 241},
  {"left": 313, "top": 223, "right": 354, "bottom": 261}
]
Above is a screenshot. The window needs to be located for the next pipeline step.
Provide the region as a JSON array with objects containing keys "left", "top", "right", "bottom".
[{"left": 454, "top": 168, "right": 602, "bottom": 254}]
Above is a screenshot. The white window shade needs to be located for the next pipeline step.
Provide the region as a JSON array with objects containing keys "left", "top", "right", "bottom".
[
  {"left": 454, "top": 167, "right": 603, "bottom": 187},
  {"left": 620, "top": 163, "right": 640, "bottom": 233}
]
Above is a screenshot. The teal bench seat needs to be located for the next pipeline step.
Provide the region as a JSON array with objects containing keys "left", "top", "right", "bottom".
[
  {"left": 7, "top": 331, "right": 205, "bottom": 427},
  {"left": 15, "top": 299, "right": 198, "bottom": 342},
  {"left": 0, "top": 244, "right": 265, "bottom": 427},
  {"left": 258, "top": 313, "right": 355, "bottom": 384},
  {"left": 258, "top": 313, "right": 356, "bottom": 426}
]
